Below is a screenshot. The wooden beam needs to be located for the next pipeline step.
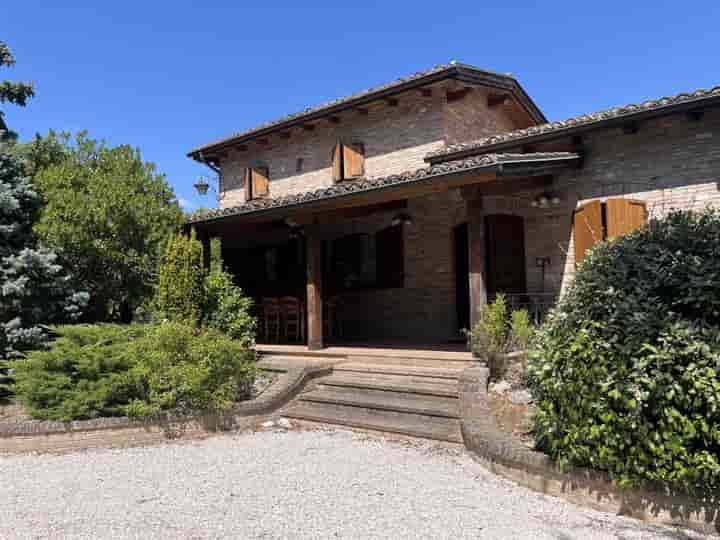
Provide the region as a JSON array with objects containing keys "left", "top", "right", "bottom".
[
  {"left": 356, "top": 107, "right": 369, "bottom": 116},
  {"left": 236, "top": 144, "right": 248, "bottom": 152},
  {"left": 328, "top": 116, "right": 341, "bottom": 124},
  {"left": 302, "top": 124, "right": 315, "bottom": 131},
  {"left": 305, "top": 228, "right": 323, "bottom": 350},
  {"left": 466, "top": 195, "right": 487, "bottom": 328},
  {"left": 385, "top": 98, "right": 399, "bottom": 107},
  {"left": 294, "top": 199, "right": 408, "bottom": 226},
  {"left": 257, "top": 138, "right": 270, "bottom": 146},
  {"left": 487, "top": 93, "right": 511, "bottom": 108},
  {"left": 686, "top": 110, "right": 704, "bottom": 122},
  {"left": 278, "top": 132, "right": 291, "bottom": 139},
  {"left": 446, "top": 87, "right": 473, "bottom": 103},
  {"left": 419, "top": 88, "right": 432, "bottom": 97},
  {"left": 621, "top": 122, "right": 639, "bottom": 135}
]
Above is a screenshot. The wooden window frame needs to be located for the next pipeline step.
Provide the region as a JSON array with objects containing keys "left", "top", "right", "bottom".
[
  {"left": 244, "top": 166, "right": 270, "bottom": 201},
  {"left": 332, "top": 141, "right": 365, "bottom": 182}
]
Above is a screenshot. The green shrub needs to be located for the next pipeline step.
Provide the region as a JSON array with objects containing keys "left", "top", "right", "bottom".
[
  {"left": 527, "top": 209, "right": 720, "bottom": 493},
  {"left": 509, "top": 309, "right": 534, "bottom": 351},
  {"left": 12, "top": 324, "right": 147, "bottom": 421},
  {"left": 126, "top": 322, "right": 257, "bottom": 418},
  {"left": 465, "top": 294, "right": 509, "bottom": 357},
  {"left": 202, "top": 268, "right": 257, "bottom": 348},
  {"left": 155, "top": 231, "right": 205, "bottom": 324}
]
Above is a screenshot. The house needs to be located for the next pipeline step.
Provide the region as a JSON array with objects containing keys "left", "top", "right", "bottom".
[{"left": 187, "top": 62, "right": 720, "bottom": 350}]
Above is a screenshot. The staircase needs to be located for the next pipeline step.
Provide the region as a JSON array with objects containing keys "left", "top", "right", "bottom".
[{"left": 275, "top": 350, "right": 471, "bottom": 443}]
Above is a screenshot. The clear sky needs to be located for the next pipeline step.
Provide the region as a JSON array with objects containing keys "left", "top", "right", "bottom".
[{"left": 3, "top": 1, "right": 719, "bottom": 211}]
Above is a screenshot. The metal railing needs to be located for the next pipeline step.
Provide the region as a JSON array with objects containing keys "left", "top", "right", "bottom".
[{"left": 501, "top": 291, "right": 557, "bottom": 325}]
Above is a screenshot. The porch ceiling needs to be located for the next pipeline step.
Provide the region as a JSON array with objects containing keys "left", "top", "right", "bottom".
[{"left": 187, "top": 152, "right": 580, "bottom": 235}]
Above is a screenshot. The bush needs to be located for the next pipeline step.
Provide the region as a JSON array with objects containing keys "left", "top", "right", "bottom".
[
  {"left": 12, "top": 324, "right": 147, "bottom": 421},
  {"left": 126, "top": 322, "right": 257, "bottom": 418},
  {"left": 465, "top": 294, "right": 508, "bottom": 357},
  {"left": 202, "top": 268, "right": 257, "bottom": 348},
  {"left": 155, "top": 231, "right": 205, "bottom": 324},
  {"left": 509, "top": 309, "right": 534, "bottom": 351},
  {"left": 527, "top": 209, "right": 720, "bottom": 493}
]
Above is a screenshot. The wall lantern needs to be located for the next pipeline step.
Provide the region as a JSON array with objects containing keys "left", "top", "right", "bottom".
[
  {"left": 391, "top": 212, "right": 413, "bottom": 226},
  {"left": 531, "top": 192, "right": 561, "bottom": 209},
  {"left": 194, "top": 176, "right": 211, "bottom": 196}
]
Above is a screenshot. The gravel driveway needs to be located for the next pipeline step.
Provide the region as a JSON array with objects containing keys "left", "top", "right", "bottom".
[{"left": 0, "top": 427, "right": 713, "bottom": 539}]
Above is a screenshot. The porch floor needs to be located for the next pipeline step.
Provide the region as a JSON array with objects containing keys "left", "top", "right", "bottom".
[{"left": 256, "top": 342, "right": 472, "bottom": 363}]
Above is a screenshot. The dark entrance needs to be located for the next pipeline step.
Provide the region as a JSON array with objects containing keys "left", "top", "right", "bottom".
[
  {"left": 453, "top": 222, "right": 470, "bottom": 333},
  {"left": 485, "top": 214, "right": 526, "bottom": 297}
]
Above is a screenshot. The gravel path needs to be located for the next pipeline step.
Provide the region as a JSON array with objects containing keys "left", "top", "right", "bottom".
[{"left": 0, "top": 428, "right": 713, "bottom": 539}]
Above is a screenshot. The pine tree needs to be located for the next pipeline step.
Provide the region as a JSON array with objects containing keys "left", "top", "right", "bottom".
[{"left": 0, "top": 152, "right": 87, "bottom": 395}]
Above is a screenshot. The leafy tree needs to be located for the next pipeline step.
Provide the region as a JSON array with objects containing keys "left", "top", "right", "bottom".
[
  {"left": 32, "top": 132, "right": 184, "bottom": 322},
  {"left": 202, "top": 267, "right": 256, "bottom": 348},
  {"left": 155, "top": 230, "right": 206, "bottom": 324},
  {"left": 0, "top": 41, "right": 34, "bottom": 142},
  {"left": 0, "top": 152, "right": 87, "bottom": 395}
]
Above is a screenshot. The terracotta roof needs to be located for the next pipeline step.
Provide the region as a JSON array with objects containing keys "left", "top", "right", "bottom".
[
  {"left": 187, "top": 63, "right": 546, "bottom": 159},
  {"left": 187, "top": 152, "right": 580, "bottom": 225},
  {"left": 426, "top": 84, "right": 720, "bottom": 162}
]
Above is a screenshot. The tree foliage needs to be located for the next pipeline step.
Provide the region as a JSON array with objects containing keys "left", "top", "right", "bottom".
[
  {"left": 32, "top": 131, "right": 184, "bottom": 322},
  {"left": 0, "top": 152, "right": 87, "bottom": 395},
  {"left": 0, "top": 41, "right": 35, "bottom": 142},
  {"left": 202, "top": 266, "right": 256, "bottom": 348},
  {"left": 527, "top": 209, "right": 720, "bottom": 494},
  {"left": 155, "top": 230, "right": 206, "bottom": 324}
]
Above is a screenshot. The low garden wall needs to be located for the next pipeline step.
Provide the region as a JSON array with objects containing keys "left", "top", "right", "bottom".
[
  {"left": 459, "top": 365, "right": 720, "bottom": 536},
  {"left": 0, "top": 363, "right": 332, "bottom": 454}
]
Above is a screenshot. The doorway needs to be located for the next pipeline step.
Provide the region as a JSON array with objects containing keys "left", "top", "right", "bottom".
[{"left": 484, "top": 214, "right": 526, "bottom": 297}]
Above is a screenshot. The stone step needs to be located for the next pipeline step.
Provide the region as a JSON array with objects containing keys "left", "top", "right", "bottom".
[
  {"left": 283, "top": 400, "right": 463, "bottom": 443},
  {"left": 300, "top": 386, "right": 459, "bottom": 418},
  {"left": 345, "top": 355, "right": 472, "bottom": 367},
  {"left": 319, "top": 373, "right": 458, "bottom": 398},
  {"left": 333, "top": 362, "right": 465, "bottom": 380}
]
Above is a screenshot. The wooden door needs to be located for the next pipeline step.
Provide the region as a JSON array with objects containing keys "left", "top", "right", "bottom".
[{"left": 485, "top": 214, "right": 526, "bottom": 296}]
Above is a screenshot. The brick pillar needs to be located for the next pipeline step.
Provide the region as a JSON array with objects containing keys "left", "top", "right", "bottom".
[
  {"left": 467, "top": 195, "right": 487, "bottom": 327},
  {"left": 305, "top": 227, "right": 324, "bottom": 350}
]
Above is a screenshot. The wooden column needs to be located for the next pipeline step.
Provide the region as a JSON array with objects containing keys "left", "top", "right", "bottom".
[
  {"left": 466, "top": 194, "right": 488, "bottom": 328},
  {"left": 305, "top": 228, "right": 324, "bottom": 350}
]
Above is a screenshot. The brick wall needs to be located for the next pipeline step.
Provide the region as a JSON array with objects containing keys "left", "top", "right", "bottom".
[
  {"left": 443, "top": 86, "right": 520, "bottom": 145},
  {"left": 219, "top": 93, "right": 446, "bottom": 208}
]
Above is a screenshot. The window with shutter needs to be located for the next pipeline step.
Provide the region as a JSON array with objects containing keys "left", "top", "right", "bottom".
[
  {"left": 573, "top": 200, "right": 603, "bottom": 265},
  {"left": 331, "top": 141, "right": 365, "bottom": 182},
  {"left": 376, "top": 225, "right": 404, "bottom": 288},
  {"left": 606, "top": 198, "right": 647, "bottom": 239},
  {"left": 573, "top": 198, "right": 647, "bottom": 266},
  {"left": 244, "top": 167, "right": 270, "bottom": 200}
]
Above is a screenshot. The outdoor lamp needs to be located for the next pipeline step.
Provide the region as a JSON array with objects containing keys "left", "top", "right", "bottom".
[{"left": 194, "top": 177, "right": 210, "bottom": 196}]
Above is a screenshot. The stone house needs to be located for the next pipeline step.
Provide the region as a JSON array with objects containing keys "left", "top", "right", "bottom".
[{"left": 187, "top": 63, "right": 720, "bottom": 349}]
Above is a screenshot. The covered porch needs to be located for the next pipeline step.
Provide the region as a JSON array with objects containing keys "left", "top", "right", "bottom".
[{"left": 189, "top": 152, "right": 581, "bottom": 350}]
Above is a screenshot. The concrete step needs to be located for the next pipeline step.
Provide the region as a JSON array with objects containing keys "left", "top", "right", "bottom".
[
  {"left": 301, "top": 386, "right": 459, "bottom": 418},
  {"left": 283, "top": 400, "right": 463, "bottom": 443},
  {"left": 333, "top": 362, "right": 465, "bottom": 380},
  {"left": 319, "top": 373, "right": 458, "bottom": 398}
]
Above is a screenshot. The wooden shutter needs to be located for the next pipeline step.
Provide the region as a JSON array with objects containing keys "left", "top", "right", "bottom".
[
  {"left": 243, "top": 168, "right": 252, "bottom": 201},
  {"left": 251, "top": 167, "right": 269, "bottom": 198},
  {"left": 573, "top": 200, "right": 603, "bottom": 265},
  {"left": 606, "top": 198, "right": 646, "bottom": 239},
  {"left": 332, "top": 141, "right": 343, "bottom": 182},
  {"left": 343, "top": 142, "right": 365, "bottom": 179},
  {"left": 376, "top": 225, "right": 404, "bottom": 288}
]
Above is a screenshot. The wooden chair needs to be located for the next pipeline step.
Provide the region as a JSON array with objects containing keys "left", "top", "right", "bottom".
[
  {"left": 262, "top": 297, "right": 281, "bottom": 343},
  {"left": 280, "top": 296, "right": 303, "bottom": 342}
]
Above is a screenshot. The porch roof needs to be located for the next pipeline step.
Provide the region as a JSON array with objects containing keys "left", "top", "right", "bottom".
[
  {"left": 186, "top": 152, "right": 580, "bottom": 228},
  {"left": 425, "top": 83, "right": 720, "bottom": 163}
]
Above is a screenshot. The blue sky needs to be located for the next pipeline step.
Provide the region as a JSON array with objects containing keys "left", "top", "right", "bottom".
[{"left": 3, "top": 1, "right": 719, "bottom": 211}]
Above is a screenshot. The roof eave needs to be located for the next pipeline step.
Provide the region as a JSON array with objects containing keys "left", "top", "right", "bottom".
[
  {"left": 187, "top": 65, "right": 545, "bottom": 160},
  {"left": 427, "top": 93, "right": 720, "bottom": 164}
]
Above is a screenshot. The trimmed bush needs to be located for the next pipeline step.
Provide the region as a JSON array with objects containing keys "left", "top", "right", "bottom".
[
  {"left": 12, "top": 324, "right": 147, "bottom": 421},
  {"left": 202, "top": 268, "right": 257, "bottom": 348},
  {"left": 527, "top": 209, "right": 720, "bottom": 493},
  {"left": 126, "top": 322, "right": 257, "bottom": 418},
  {"left": 155, "top": 231, "right": 205, "bottom": 324}
]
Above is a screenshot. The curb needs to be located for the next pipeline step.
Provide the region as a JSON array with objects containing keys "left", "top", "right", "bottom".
[{"left": 459, "top": 365, "right": 720, "bottom": 535}]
